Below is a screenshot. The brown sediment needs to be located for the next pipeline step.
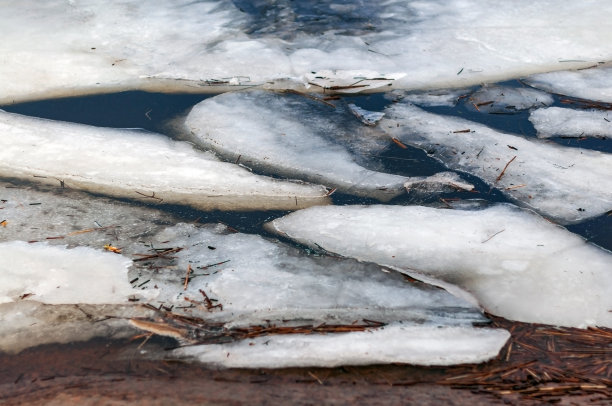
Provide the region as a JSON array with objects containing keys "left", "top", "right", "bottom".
[{"left": 0, "top": 316, "right": 609, "bottom": 405}]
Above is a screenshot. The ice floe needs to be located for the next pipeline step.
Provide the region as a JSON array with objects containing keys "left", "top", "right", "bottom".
[
  {"left": 266, "top": 204, "right": 612, "bottom": 328},
  {"left": 525, "top": 65, "right": 612, "bottom": 103},
  {"left": 466, "top": 85, "right": 553, "bottom": 113},
  {"left": 175, "top": 90, "right": 411, "bottom": 200},
  {"left": 0, "top": 110, "right": 330, "bottom": 211},
  {"left": 172, "top": 324, "right": 510, "bottom": 368},
  {"left": 530, "top": 107, "right": 612, "bottom": 139},
  {"left": 0, "top": 183, "right": 510, "bottom": 364},
  {"left": 2, "top": 1, "right": 612, "bottom": 103},
  {"left": 379, "top": 103, "right": 612, "bottom": 223}
]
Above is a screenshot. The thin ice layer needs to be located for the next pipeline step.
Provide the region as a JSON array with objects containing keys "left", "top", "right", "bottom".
[
  {"left": 0, "top": 302, "right": 153, "bottom": 353},
  {"left": 129, "top": 223, "right": 486, "bottom": 327},
  {"left": 524, "top": 65, "right": 612, "bottom": 103},
  {"left": 172, "top": 323, "right": 510, "bottom": 368},
  {"left": 466, "top": 85, "right": 553, "bottom": 113},
  {"left": 0, "top": 241, "right": 137, "bottom": 304},
  {"left": 529, "top": 107, "right": 612, "bottom": 138},
  {"left": 0, "top": 110, "right": 330, "bottom": 211},
  {"left": 177, "top": 91, "right": 407, "bottom": 200},
  {"left": 379, "top": 103, "right": 612, "bottom": 223},
  {"left": 266, "top": 204, "right": 612, "bottom": 328},
  {"left": 2, "top": 1, "right": 612, "bottom": 103}
]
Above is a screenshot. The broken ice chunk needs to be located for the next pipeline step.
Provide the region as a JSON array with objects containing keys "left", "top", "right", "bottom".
[
  {"left": 172, "top": 324, "right": 510, "bottom": 368},
  {"left": 524, "top": 65, "right": 612, "bottom": 103},
  {"left": 467, "top": 85, "right": 553, "bottom": 113},
  {"left": 529, "top": 107, "right": 612, "bottom": 139},
  {"left": 0, "top": 241, "right": 139, "bottom": 304},
  {"left": 379, "top": 103, "right": 612, "bottom": 223},
  {"left": 404, "top": 172, "right": 474, "bottom": 194},
  {"left": 130, "top": 223, "right": 486, "bottom": 327},
  {"left": 391, "top": 89, "right": 469, "bottom": 107},
  {"left": 347, "top": 103, "right": 385, "bottom": 125},
  {"left": 266, "top": 204, "right": 612, "bottom": 328},
  {"left": 0, "top": 110, "right": 330, "bottom": 211},
  {"left": 173, "top": 90, "right": 408, "bottom": 201}
]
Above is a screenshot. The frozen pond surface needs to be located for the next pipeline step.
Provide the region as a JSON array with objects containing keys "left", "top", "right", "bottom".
[{"left": 0, "top": 0, "right": 611, "bottom": 368}]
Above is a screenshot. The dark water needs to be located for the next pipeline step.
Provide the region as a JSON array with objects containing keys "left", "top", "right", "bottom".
[{"left": 2, "top": 84, "right": 610, "bottom": 251}]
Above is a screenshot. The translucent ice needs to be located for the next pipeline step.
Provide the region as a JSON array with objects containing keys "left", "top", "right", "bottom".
[
  {"left": 128, "top": 223, "right": 486, "bottom": 327},
  {"left": 466, "top": 85, "right": 553, "bottom": 113},
  {"left": 0, "top": 110, "right": 330, "bottom": 211},
  {"left": 379, "top": 103, "right": 612, "bottom": 223},
  {"left": 267, "top": 204, "right": 612, "bottom": 328},
  {"left": 529, "top": 107, "right": 612, "bottom": 139}
]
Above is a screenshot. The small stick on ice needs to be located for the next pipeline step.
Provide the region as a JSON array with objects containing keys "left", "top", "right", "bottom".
[
  {"left": 183, "top": 264, "right": 192, "bottom": 290},
  {"left": 495, "top": 156, "right": 517, "bottom": 183}
]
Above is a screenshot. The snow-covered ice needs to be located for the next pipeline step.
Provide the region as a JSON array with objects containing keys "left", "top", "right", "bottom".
[
  {"left": 2, "top": 1, "right": 612, "bottom": 103},
  {"left": 530, "top": 107, "right": 612, "bottom": 139},
  {"left": 525, "top": 65, "right": 612, "bottom": 103},
  {"left": 379, "top": 103, "right": 612, "bottom": 223},
  {"left": 267, "top": 204, "right": 612, "bottom": 328},
  {"left": 0, "top": 110, "right": 330, "bottom": 211}
]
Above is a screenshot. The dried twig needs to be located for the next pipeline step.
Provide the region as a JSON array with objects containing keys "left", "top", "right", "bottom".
[{"left": 495, "top": 155, "right": 517, "bottom": 182}]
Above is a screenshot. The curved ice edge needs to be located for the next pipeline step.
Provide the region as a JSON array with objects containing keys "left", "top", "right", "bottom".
[{"left": 170, "top": 323, "right": 510, "bottom": 368}]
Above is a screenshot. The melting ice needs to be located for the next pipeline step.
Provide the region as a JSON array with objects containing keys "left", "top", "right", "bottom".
[
  {"left": 0, "top": 182, "right": 509, "bottom": 364},
  {"left": 267, "top": 204, "right": 612, "bottom": 328},
  {"left": 2, "top": 1, "right": 612, "bottom": 103}
]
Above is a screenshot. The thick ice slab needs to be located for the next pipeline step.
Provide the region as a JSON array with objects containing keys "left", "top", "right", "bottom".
[
  {"left": 530, "top": 107, "right": 612, "bottom": 139},
  {"left": 176, "top": 91, "right": 409, "bottom": 200},
  {"left": 467, "top": 85, "right": 553, "bottom": 113},
  {"left": 525, "top": 65, "right": 612, "bottom": 103},
  {"left": 2, "top": 1, "right": 612, "bottom": 103},
  {"left": 267, "top": 204, "right": 612, "bottom": 328},
  {"left": 0, "top": 110, "right": 330, "bottom": 211},
  {"left": 379, "top": 103, "right": 612, "bottom": 223},
  {"left": 173, "top": 324, "right": 510, "bottom": 368}
]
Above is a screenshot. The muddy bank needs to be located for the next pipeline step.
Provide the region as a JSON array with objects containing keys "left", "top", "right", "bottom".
[{"left": 1, "top": 317, "right": 609, "bottom": 405}]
